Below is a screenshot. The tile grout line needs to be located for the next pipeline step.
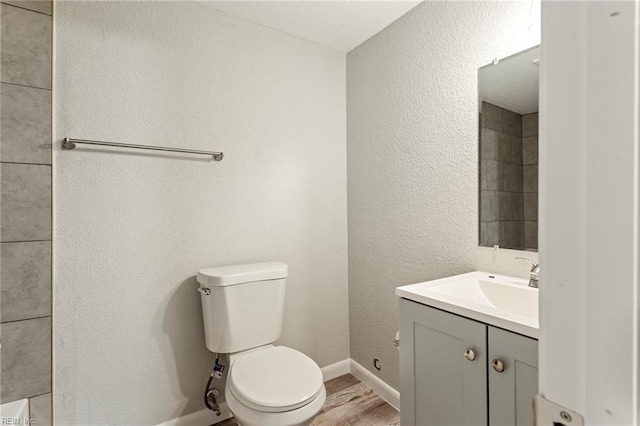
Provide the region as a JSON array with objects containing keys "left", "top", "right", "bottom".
[
  {"left": 0, "top": 2, "right": 51, "bottom": 17},
  {"left": 0, "top": 314, "right": 52, "bottom": 325},
  {"left": 26, "top": 391, "right": 51, "bottom": 399},
  {"left": 1, "top": 239, "right": 52, "bottom": 244},
  {"left": 0, "top": 161, "right": 52, "bottom": 167},
  {"left": 0, "top": 81, "right": 52, "bottom": 92}
]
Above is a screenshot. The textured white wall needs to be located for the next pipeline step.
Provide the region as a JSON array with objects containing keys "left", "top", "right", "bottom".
[
  {"left": 347, "top": 1, "right": 540, "bottom": 389},
  {"left": 53, "top": 2, "right": 347, "bottom": 424}
]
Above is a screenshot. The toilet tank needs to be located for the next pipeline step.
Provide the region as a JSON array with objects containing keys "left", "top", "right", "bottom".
[{"left": 197, "top": 262, "right": 288, "bottom": 353}]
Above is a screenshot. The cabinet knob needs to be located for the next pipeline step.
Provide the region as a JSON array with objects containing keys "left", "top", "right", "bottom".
[
  {"left": 464, "top": 348, "right": 477, "bottom": 361},
  {"left": 491, "top": 359, "right": 505, "bottom": 373}
]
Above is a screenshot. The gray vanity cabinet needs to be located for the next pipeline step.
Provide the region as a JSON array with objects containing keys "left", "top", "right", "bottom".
[
  {"left": 488, "top": 326, "right": 538, "bottom": 426},
  {"left": 399, "top": 298, "right": 488, "bottom": 426},
  {"left": 399, "top": 298, "right": 538, "bottom": 426}
]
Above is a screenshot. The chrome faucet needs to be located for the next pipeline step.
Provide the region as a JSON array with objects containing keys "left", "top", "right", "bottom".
[{"left": 516, "top": 257, "right": 539, "bottom": 288}]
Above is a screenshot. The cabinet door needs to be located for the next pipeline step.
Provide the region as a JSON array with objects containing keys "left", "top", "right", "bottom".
[
  {"left": 400, "top": 299, "right": 488, "bottom": 426},
  {"left": 488, "top": 326, "right": 538, "bottom": 426}
]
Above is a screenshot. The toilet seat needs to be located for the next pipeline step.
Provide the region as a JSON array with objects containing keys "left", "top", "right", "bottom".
[{"left": 229, "top": 346, "right": 324, "bottom": 413}]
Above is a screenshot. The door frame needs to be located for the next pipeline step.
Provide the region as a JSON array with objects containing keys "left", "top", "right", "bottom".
[{"left": 539, "top": 0, "right": 639, "bottom": 423}]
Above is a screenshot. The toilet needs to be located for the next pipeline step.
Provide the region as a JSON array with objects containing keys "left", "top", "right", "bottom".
[{"left": 197, "top": 262, "right": 326, "bottom": 426}]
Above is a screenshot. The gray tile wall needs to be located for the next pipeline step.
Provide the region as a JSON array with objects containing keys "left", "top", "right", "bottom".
[
  {"left": 522, "top": 112, "right": 539, "bottom": 250},
  {"left": 0, "top": 1, "right": 52, "bottom": 425},
  {"left": 479, "top": 102, "right": 525, "bottom": 249},
  {"left": 479, "top": 103, "right": 538, "bottom": 251}
]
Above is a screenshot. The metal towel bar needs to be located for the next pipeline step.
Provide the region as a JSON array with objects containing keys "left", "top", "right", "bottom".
[{"left": 62, "top": 138, "right": 224, "bottom": 161}]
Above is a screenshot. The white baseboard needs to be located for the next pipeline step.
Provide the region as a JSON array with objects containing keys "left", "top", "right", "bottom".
[
  {"left": 349, "top": 359, "right": 400, "bottom": 411},
  {"left": 155, "top": 402, "right": 232, "bottom": 426},
  {"left": 156, "top": 358, "right": 399, "bottom": 426},
  {"left": 320, "top": 358, "right": 351, "bottom": 381}
]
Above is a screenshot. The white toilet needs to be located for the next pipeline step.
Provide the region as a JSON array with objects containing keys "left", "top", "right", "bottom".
[{"left": 197, "top": 262, "right": 326, "bottom": 426}]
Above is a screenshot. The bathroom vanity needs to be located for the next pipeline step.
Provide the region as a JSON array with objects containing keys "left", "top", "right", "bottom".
[{"left": 396, "top": 272, "right": 539, "bottom": 426}]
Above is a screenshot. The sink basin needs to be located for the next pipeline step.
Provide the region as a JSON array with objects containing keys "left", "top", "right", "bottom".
[
  {"left": 396, "top": 271, "right": 539, "bottom": 338},
  {"left": 427, "top": 275, "right": 538, "bottom": 318}
]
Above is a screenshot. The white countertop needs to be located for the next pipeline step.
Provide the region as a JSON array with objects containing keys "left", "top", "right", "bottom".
[{"left": 396, "top": 271, "right": 539, "bottom": 339}]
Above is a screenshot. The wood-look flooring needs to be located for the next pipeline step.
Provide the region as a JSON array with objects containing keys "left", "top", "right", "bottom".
[{"left": 214, "top": 373, "right": 399, "bottom": 426}]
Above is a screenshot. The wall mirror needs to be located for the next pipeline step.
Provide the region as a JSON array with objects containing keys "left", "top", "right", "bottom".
[{"left": 478, "top": 45, "right": 539, "bottom": 251}]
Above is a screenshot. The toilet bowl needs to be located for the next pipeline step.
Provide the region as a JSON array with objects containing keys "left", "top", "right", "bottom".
[
  {"left": 225, "top": 345, "right": 326, "bottom": 426},
  {"left": 197, "top": 262, "right": 326, "bottom": 426}
]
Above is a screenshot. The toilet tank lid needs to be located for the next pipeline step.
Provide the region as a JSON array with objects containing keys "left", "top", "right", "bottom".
[{"left": 197, "top": 262, "right": 288, "bottom": 287}]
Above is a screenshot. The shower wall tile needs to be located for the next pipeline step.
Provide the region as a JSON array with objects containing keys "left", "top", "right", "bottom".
[
  {"left": 484, "top": 159, "right": 502, "bottom": 191},
  {"left": 479, "top": 102, "right": 527, "bottom": 249},
  {"left": 522, "top": 113, "right": 539, "bottom": 137},
  {"left": 482, "top": 102, "right": 502, "bottom": 132},
  {"left": 496, "top": 132, "right": 511, "bottom": 163},
  {"left": 480, "top": 128, "right": 497, "bottom": 160},
  {"left": 502, "top": 109, "right": 522, "bottom": 137},
  {"left": 513, "top": 192, "right": 524, "bottom": 220},
  {"left": 480, "top": 222, "right": 487, "bottom": 245},
  {"left": 522, "top": 112, "right": 538, "bottom": 249},
  {"left": 0, "top": 3, "right": 51, "bottom": 89},
  {"left": 503, "top": 163, "right": 520, "bottom": 192},
  {"left": 523, "top": 164, "right": 538, "bottom": 193},
  {"left": 524, "top": 192, "right": 538, "bottom": 221},
  {"left": 29, "top": 393, "right": 52, "bottom": 426},
  {"left": 480, "top": 190, "right": 497, "bottom": 222},
  {"left": 1, "top": 241, "right": 51, "bottom": 322},
  {"left": 1, "top": 163, "right": 51, "bottom": 242},
  {"left": 523, "top": 135, "right": 538, "bottom": 165},
  {"left": 0, "top": 0, "right": 52, "bottom": 410},
  {"left": 497, "top": 191, "right": 515, "bottom": 221},
  {"left": 480, "top": 104, "right": 537, "bottom": 250},
  {"left": 501, "top": 221, "right": 524, "bottom": 249},
  {"left": 0, "top": 317, "right": 51, "bottom": 402},
  {"left": 1, "top": 83, "right": 52, "bottom": 164},
  {"left": 524, "top": 221, "right": 538, "bottom": 250},
  {"left": 480, "top": 161, "right": 488, "bottom": 190},
  {"left": 510, "top": 135, "right": 523, "bottom": 164},
  {"left": 2, "top": 0, "right": 52, "bottom": 15},
  {"left": 480, "top": 221, "right": 500, "bottom": 246}
]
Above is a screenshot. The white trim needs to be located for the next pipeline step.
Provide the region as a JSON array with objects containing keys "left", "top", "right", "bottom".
[
  {"left": 349, "top": 359, "right": 400, "bottom": 411},
  {"left": 320, "top": 358, "right": 351, "bottom": 382},
  {"left": 155, "top": 402, "right": 232, "bottom": 426},
  {"left": 155, "top": 358, "right": 400, "bottom": 426}
]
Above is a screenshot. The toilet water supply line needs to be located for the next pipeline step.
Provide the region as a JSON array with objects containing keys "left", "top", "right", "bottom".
[{"left": 204, "top": 353, "right": 223, "bottom": 416}]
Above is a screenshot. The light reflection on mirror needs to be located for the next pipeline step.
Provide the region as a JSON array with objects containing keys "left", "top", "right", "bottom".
[{"left": 478, "top": 45, "right": 539, "bottom": 251}]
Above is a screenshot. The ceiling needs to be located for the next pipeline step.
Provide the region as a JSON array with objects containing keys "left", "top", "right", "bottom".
[
  {"left": 478, "top": 46, "right": 540, "bottom": 115},
  {"left": 194, "top": 0, "right": 423, "bottom": 52}
]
